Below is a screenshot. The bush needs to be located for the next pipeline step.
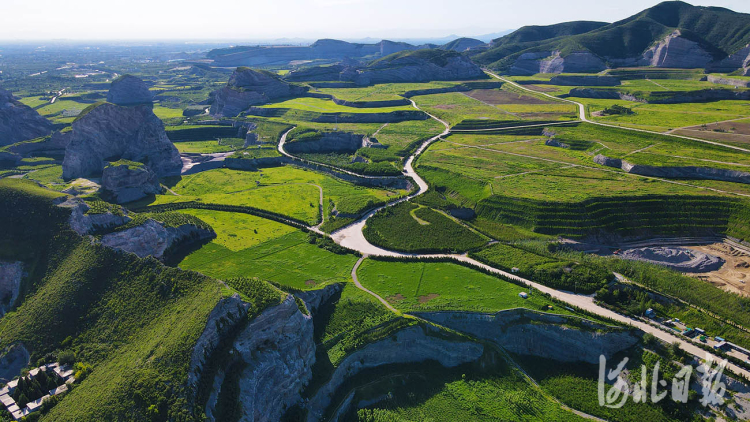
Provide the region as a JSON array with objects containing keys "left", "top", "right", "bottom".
[{"left": 58, "top": 350, "right": 76, "bottom": 366}]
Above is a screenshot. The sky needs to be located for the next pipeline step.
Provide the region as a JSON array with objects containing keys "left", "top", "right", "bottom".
[{"left": 1, "top": 0, "right": 750, "bottom": 41}]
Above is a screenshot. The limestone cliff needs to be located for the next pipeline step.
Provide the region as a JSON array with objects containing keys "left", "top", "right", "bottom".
[
  {"left": 99, "top": 219, "right": 215, "bottom": 260},
  {"left": 549, "top": 75, "right": 621, "bottom": 86},
  {"left": 707, "top": 74, "right": 750, "bottom": 88},
  {"left": 641, "top": 31, "right": 714, "bottom": 68},
  {"left": 305, "top": 324, "right": 484, "bottom": 422},
  {"left": 0, "top": 88, "right": 54, "bottom": 146},
  {"left": 57, "top": 198, "right": 131, "bottom": 236},
  {"left": 345, "top": 50, "right": 485, "bottom": 85},
  {"left": 0, "top": 261, "right": 23, "bottom": 317},
  {"left": 209, "top": 68, "right": 308, "bottom": 117},
  {"left": 62, "top": 103, "right": 182, "bottom": 179},
  {"left": 100, "top": 161, "right": 162, "bottom": 203},
  {"left": 594, "top": 154, "right": 750, "bottom": 184},
  {"left": 510, "top": 51, "right": 607, "bottom": 75},
  {"left": 416, "top": 309, "right": 639, "bottom": 364}
]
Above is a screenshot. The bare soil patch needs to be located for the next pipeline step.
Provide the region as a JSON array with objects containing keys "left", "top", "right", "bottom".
[
  {"left": 387, "top": 293, "right": 405, "bottom": 302},
  {"left": 529, "top": 85, "right": 558, "bottom": 92},
  {"left": 433, "top": 104, "right": 458, "bottom": 110},
  {"left": 672, "top": 129, "right": 750, "bottom": 145},
  {"left": 686, "top": 243, "right": 750, "bottom": 296},
  {"left": 305, "top": 279, "right": 317, "bottom": 286},
  {"left": 465, "top": 89, "right": 553, "bottom": 105},
  {"left": 418, "top": 293, "right": 440, "bottom": 303}
]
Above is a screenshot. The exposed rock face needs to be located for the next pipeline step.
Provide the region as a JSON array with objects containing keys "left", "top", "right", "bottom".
[
  {"left": 62, "top": 103, "right": 182, "bottom": 179},
  {"left": 0, "top": 88, "right": 54, "bottom": 146},
  {"left": 233, "top": 296, "right": 315, "bottom": 422},
  {"left": 709, "top": 44, "right": 750, "bottom": 74},
  {"left": 284, "top": 132, "right": 370, "bottom": 154},
  {"left": 0, "top": 344, "right": 29, "bottom": 383},
  {"left": 305, "top": 324, "right": 484, "bottom": 422},
  {"left": 416, "top": 309, "right": 639, "bottom": 364},
  {"left": 510, "top": 51, "right": 607, "bottom": 75},
  {"left": 284, "top": 65, "right": 346, "bottom": 82},
  {"left": 106, "top": 75, "right": 154, "bottom": 105},
  {"left": 100, "top": 162, "right": 162, "bottom": 203},
  {"left": 566, "top": 88, "right": 640, "bottom": 102},
  {"left": 187, "top": 294, "right": 249, "bottom": 391},
  {"left": 549, "top": 75, "right": 621, "bottom": 86},
  {"left": 99, "top": 219, "right": 215, "bottom": 260},
  {"left": 594, "top": 154, "right": 750, "bottom": 184},
  {"left": 643, "top": 31, "right": 714, "bottom": 68},
  {"left": 545, "top": 139, "right": 569, "bottom": 148},
  {"left": 210, "top": 68, "right": 308, "bottom": 117},
  {"left": 0, "top": 261, "right": 23, "bottom": 317},
  {"left": 707, "top": 74, "right": 750, "bottom": 88},
  {"left": 57, "top": 198, "right": 131, "bottom": 236},
  {"left": 620, "top": 247, "right": 724, "bottom": 273},
  {"left": 296, "top": 283, "right": 343, "bottom": 315}
]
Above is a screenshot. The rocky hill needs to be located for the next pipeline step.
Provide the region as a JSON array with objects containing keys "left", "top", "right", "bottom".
[
  {"left": 474, "top": 1, "right": 750, "bottom": 74},
  {"left": 209, "top": 67, "right": 308, "bottom": 117},
  {"left": 62, "top": 102, "right": 181, "bottom": 179},
  {"left": 0, "top": 88, "right": 54, "bottom": 146},
  {"left": 440, "top": 37, "right": 486, "bottom": 52},
  {"left": 106, "top": 75, "right": 154, "bottom": 105},
  {"left": 286, "top": 49, "right": 485, "bottom": 85}
]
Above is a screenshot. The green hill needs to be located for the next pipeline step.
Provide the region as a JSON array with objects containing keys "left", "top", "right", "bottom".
[
  {"left": 0, "top": 179, "right": 282, "bottom": 421},
  {"left": 475, "top": 1, "right": 750, "bottom": 70}
]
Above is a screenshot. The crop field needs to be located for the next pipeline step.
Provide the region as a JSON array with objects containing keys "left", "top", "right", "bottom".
[
  {"left": 258, "top": 96, "right": 413, "bottom": 113},
  {"left": 152, "top": 104, "right": 185, "bottom": 120},
  {"left": 314, "top": 81, "right": 461, "bottom": 101},
  {"left": 363, "top": 202, "right": 488, "bottom": 253},
  {"left": 176, "top": 208, "right": 296, "bottom": 250},
  {"left": 357, "top": 258, "right": 577, "bottom": 313},
  {"left": 173, "top": 138, "right": 244, "bottom": 153},
  {"left": 141, "top": 167, "right": 405, "bottom": 225},
  {"left": 178, "top": 230, "right": 358, "bottom": 289}
]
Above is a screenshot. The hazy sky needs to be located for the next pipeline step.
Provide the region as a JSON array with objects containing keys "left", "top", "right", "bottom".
[{"left": 1, "top": 0, "right": 749, "bottom": 41}]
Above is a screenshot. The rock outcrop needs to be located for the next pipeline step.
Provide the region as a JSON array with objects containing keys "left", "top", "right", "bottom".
[
  {"left": 707, "top": 74, "right": 750, "bottom": 88},
  {"left": 0, "top": 261, "right": 23, "bottom": 317},
  {"left": 708, "top": 44, "right": 750, "bottom": 74},
  {"left": 99, "top": 219, "right": 215, "bottom": 260},
  {"left": 209, "top": 68, "right": 308, "bottom": 117},
  {"left": 305, "top": 324, "right": 484, "bottom": 422},
  {"left": 100, "top": 161, "right": 162, "bottom": 203},
  {"left": 642, "top": 31, "right": 714, "bottom": 68},
  {"left": 0, "top": 88, "right": 54, "bottom": 146},
  {"left": 0, "top": 344, "right": 30, "bottom": 383},
  {"left": 566, "top": 88, "right": 640, "bottom": 102},
  {"left": 62, "top": 103, "right": 182, "bottom": 179},
  {"left": 57, "top": 198, "right": 131, "bottom": 236},
  {"left": 510, "top": 51, "right": 607, "bottom": 75},
  {"left": 416, "top": 309, "right": 639, "bottom": 364},
  {"left": 284, "top": 65, "right": 346, "bottom": 82},
  {"left": 594, "top": 154, "right": 750, "bottom": 184},
  {"left": 106, "top": 75, "right": 154, "bottom": 105}
]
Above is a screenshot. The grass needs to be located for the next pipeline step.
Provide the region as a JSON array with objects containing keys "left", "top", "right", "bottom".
[
  {"left": 141, "top": 167, "right": 404, "bottom": 226},
  {"left": 152, "top": 105, "right": 185, "bottom": 120},
  {"left": 173, "top": 139, "right": 244, "bottom": 153},
  {"left": 357, "top": 258, "right": 580, "bottom": 315},
  {"left": 352, "top": 349, "right": 587, "bottom": 422},
  {"left": 175, "top": 209, "right": 296, "bottom": 251},
  {"left": 259, "top": 97, "right": 413, "bottom": 113},
  {"left": 363, "top": 202, "right": 488, "bottom": 253},
  {"left": 178, "top": 231, "right": 358, "bottom": 290}
]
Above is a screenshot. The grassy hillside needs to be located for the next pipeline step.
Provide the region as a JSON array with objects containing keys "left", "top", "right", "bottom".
[
  {"left": 476, "top": 1, "right": 750, "bottom": 69},
  {"left": 0, "top": 179, "right": 282, "bottom": 421}
]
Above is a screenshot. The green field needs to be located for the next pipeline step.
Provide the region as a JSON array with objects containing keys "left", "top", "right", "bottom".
[
  {"left": 173, "top": 138, "right": 244, "bottom": 153},
  {"left": 139, "top": 167, "right": 405, "bottom": 225},
  {"left": 176, "top": 208, "right": 296, "bottom": 250},
  {"left": 178, "top": 230, "right": 358, "bottom": 290},
  {"left": 259, "top": 97, "right": 413, "bottom": 113},
  {"left": 363, "top": 202, "right": 488, "bottom": 253},
  {"left": 357, "top": 259, "right": 580, "bottom": 314}
]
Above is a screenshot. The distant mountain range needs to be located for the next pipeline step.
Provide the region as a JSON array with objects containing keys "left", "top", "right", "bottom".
[
  {"left": 206, "top": 1, "right": 750, "bottom": 76},
  {"left": 472, "top": 1, "right": 750, "bottom": 75}
]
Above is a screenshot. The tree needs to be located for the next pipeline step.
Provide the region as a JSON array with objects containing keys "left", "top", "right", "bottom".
[{"left": 58, "top": 350, "right": 76, "bottom": 366}]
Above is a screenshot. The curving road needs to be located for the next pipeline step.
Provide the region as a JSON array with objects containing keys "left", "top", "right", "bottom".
[{"left": 275, "top": 81, "right": 750, "bottom": 379}]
